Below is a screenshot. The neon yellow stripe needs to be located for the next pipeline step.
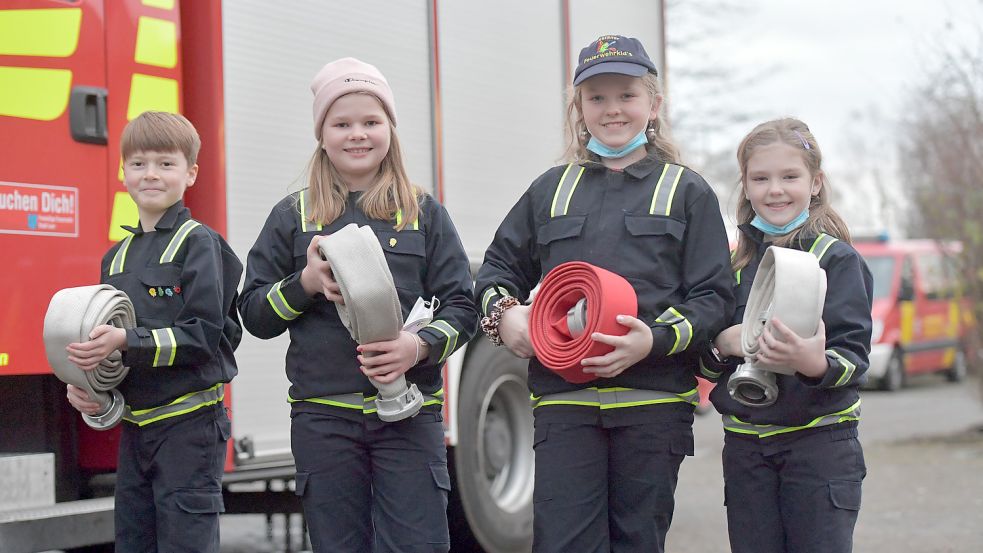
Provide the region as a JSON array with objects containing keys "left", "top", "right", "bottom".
[
  {"left": 276, "top": 287, "right": 301, "bottom": 316},
  {"left": 134, "top": 16, "right": 177, "bottom": 68},
  {"left": 127, "top": 74, "right": 179, "bottom": 120},
  {"left": 267, "top": 289, "right": 290, "bottom": 321},
  {"left": 828, "top": 349, "right": 856, "bottom": 387},
  {"left": 481, "top": 287, "right": 498, "bottom": 315},
  {"left": 0, "top": 8, "right": 81, "bottom": 57},
  {"left": 142, "top": 0, "right": 175, "bottom": 9},
  {"left": 0, "top": 67, "right": 72, "bottom": 121},
  {"left": 127, "top": 397, "right": 222, "bottom": 426},
  {"left": 662, "top": 165, "right": 685, "bottom": 216},
  {"left": 649, "top": 163, "right": 671, "bottom": 214},
  {"left": 151, "top": 329, "right": 162, "bottom": 367},
  {"left": 166, "top": 327, "right": 177, "bottom": 366},
  {"left": 426, "top": 320, "right": 458, "bottom": 362},
  {"left": 550, "top": 164, "right": 574, "bottom": 217},
  {"left": 561, "top": 167, "right": 584, "bottom": 216}
]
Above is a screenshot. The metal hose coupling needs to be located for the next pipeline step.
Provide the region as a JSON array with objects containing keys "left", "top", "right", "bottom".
[
  {"left": 728, "top": 246, "right": 826, "bottom": 407},
  {"left": 43, "top": 285, "right": 136, "bottom": 430}
]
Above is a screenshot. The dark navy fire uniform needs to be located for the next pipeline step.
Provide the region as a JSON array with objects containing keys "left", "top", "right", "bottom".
[
  {"left": 102, "top": 201, "right": 242, "bottom": 553},
  {"left": 238, "top": 189, "right": 477, "bottom": 553},
  {"left": 475, "top": 155, "right": 735, "bottom": 553},
  {"left": 700, "top": 224, "right": 873, "bottom": 553}
]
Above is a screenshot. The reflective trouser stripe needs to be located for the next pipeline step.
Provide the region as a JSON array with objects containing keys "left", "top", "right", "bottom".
[
  {"left": 722, "top": 399, "right": 861, "bottom": 438},
  {"left": 150, "top": 327, "right": 177, "bottom": 367},
  {"left": 656, "top": 306, "right": 693, "bottom": 355},
  {"left": 123, "top": 383, "right": 224, "bottom": 426},
  {"left": 267, "top": 279, "right": 302, "bottom": 321},
  {"left": 291, "top": 389, "right": 444, "bottom": 414},
  {"left": 550, "top": 163, "right": 586, "bottom": 217},
  {"left": 531, "top": 386, "right": 699, "bottom": 409},
  {"left": 649, "top": 163, "right": 684, "bottom": 216}
]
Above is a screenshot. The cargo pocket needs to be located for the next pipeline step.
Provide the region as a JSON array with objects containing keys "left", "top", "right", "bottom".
[
  {"left": 532, "top": 425, "right": 552, "bottom": 505},
  {"left": 429, "top": 462, "right": 451, "bottom": 494},
  {"left": 828, "top": 479, "right": 862, "bottom": 511},
  {"left": 623, "top": 214, "right": 685, "bottom": 284},
  {"left": 175, "top": 487, "right": 224, "bottom": 514},
  {"left": 294, "top": 471, "right": 310, "bottom": 498}
]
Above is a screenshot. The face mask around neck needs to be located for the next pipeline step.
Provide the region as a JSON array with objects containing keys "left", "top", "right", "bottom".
[
  {"left": 750, "top": 208, "right": 810, "bottom": 236},
  {"left": 586, "top": 131, "right": 648, "bottom": 159}
]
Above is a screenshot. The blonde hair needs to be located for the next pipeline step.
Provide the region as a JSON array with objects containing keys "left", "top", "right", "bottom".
[
  {"left": 304, "top": 92, "right": 419, "bottom": 230},
  {"left": 732, "top": 117, "right": 851, "bottom": 272},
  {"left": 563, "top": 72, "right": 680, "bottom": 164},
  {"left": 121, "top": 111, "right": 201, "bottom": 165}
]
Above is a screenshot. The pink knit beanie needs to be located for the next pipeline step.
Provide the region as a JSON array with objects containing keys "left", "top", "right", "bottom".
[{"left": 311, "top": 57, "right": 397, "bottom": 140}]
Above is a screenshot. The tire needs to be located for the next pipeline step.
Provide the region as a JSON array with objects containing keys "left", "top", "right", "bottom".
[
  {"left": 880, "top": 349, "right": 905, "bottom": 391},
  {"left": 449, "top": 339, "right": 534, "bottom": 553},
  {"left": 946, "top": 348, "right": 967, "bottom": 383}
]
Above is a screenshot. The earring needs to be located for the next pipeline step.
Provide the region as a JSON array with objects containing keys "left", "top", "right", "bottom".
[
  {"left": 645, "top": 121, "right": 657, "bottom": 141},
  {"left": 579, "top": 128, "right": 590, "bottom": 144}
]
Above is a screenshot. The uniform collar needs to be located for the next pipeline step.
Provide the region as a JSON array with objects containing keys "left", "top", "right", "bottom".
[
  {"left": 120, "top": 201, "right": 188, "bottom": 235},
  {"left": 580, "top": 153, "right": 665, "bottom": 180}
]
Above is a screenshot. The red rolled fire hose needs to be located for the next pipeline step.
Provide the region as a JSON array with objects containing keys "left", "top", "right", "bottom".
[{"left": 530, "top": 262, "right": 638, "bottom": 383}]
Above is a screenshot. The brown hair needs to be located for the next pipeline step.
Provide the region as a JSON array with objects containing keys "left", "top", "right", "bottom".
[
  {"left": 121, "top": 111, "right": 201, "bottom": 165},
  {"left": 563, "top": 72, "right": 680, "bottom": 164},
  {"left": 304, "top": 93, "right": 419, "bottom": 230},
  {"left": 732, "top": 117, "right": 851, "bottom": 271}
]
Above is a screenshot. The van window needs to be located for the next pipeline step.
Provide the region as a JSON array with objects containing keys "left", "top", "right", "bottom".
[
  {"left": 918, "top": 253, "right": 957, "bottom": 300},
  {"left": 864, "top": 255, "right": 895, "bottom": 300}
]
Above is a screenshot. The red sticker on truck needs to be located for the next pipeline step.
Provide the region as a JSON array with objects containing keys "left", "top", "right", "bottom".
[{"left": 0, "top": 181, "right": 79, "bottom": 237}]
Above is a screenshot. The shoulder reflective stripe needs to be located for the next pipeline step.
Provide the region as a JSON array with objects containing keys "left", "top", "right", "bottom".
[
  {"left": 722, "top": 398, "right": 861, "bottom": 438},
  {"left": 735, "top": 268, "right": 742, "bottom": 285},
  {"left": 656, "top": 306, "right": 693, "bottom": 355},
  {"left": 394, "top": 209, "right": 419, "bottom": 230},
  {"left": 150, "top": 327, "right": 176, "bottom": 367},
  {"left": 290, "top": 389, "right": 444, "bottom": 414},
  {"left": 808, "top": 233, "right": 838, "bottom": 262},
  {"left": 0, "top": 8, "right": 81, "bottom": 57},
  {"left": 0, "top": 66, "right": 72, "bottom": 121},
  {"left": 126, "top": 74, "right": 178, "bottom": 119},
  {"left": 550, "top": 164, "right": 585, "bottom": 218},
  {"left": 425, "top": 320, "right": 459, "bottom": 363},
  {"left": 109, "top": 234, "right": 135, "bottom": 275},
  {"left": 531, "top": 386, "right": 699, "bottom": 409},
  {"left": 480, "top": 286, "right": 511, "bottom": 316},
  {"left": 827, "top": 349, "right": 857, "bottom": 387},
  {"left": 159, "top": 220, "right": 201, "bottom": 263},
  {"left": 299, "top": 189, "right": 323, "bottom": 232},
  {"left": 134, "top": 16, "right": 177, "bottom": 68},
  {"left": 123, "top": 383, "right": 223, "bottom": 426},
  {"left": 142, "top": 0, "right": 175, "bottom": 9},
  {"left": 649, "top": 163, "right": 684, "bottom": 216},
  {"left": 267, "top": 279, "right": 301, "bottom": 321},
  {"left": 699, "top": 359, "right": 722, "bottom": 379}
]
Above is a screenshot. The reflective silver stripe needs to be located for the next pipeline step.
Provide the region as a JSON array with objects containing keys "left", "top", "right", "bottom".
[
  {"left": 649, "top": 163, "right": 684, "bottom": 216},
  {"left": 299, "top": 189, "right": 323, "bottom": 232},
  {"left": 109, "top": 234, "right": 134, "bottom": 275},
  {"left": 699, "top": 359, "right": 722, "bottom": 379},
  {"left": 267, "top": 279, "right": 301, "bottom": 321},
  {"left": 656, "top": 306, "right": 693, "bottom": 355},
  {"left": 123, "top": 383, "right": 224, "bottom": 426},
  {"left": 550, "top": 163, "right": 585, "bottom": 217},
  {"left": 827, "top": 349, "right": 856, "bottom": 387},
  {"left": 291, "top": 389, "right": 444, "bottom": 413},
  {"left": 480, "top": 286, "right": 511, "bottom": 316},
  {"left": 808, "top": 233, "right": 838, "bottom": 262},
  {"left": 722, "top": 399, "right": 861, "bottom": 438},
  {"left": 425, "top": 319, "right": 459, "bottom": 363},
  {"left": 150, "top": 327, "right": 177, "bottom": 367},
  {"left": 395, "top": 208, "right": 419, "bottom": 230},
  {"left": 159, "top": 220, "right": 201, "bottom": 263},
  {"left": 531, "top": 386, "right": 699, "bottom": 409}
]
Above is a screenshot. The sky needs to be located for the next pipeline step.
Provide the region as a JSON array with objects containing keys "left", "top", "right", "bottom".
[{"left": 667, "top": 0, "right": 982, "bottom": 235}]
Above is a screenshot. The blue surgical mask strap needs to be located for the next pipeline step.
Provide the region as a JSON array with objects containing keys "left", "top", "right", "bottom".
[
  {"left": 751, "top": 208, "right": 810, "bottom": 236},
  {"left": 586, "top": 131, "right": 648, "bottom": 159}
]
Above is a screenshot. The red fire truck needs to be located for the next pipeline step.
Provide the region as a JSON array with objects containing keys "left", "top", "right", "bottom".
[{"left": 0, "top": 1, "right": 670, "bottom": 551}]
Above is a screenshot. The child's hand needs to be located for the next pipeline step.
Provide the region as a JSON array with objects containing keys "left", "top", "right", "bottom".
[
  {"left": 66, "top": 325, "right": 127, "bottom": 371},
  {"left": 66, "top": 384, "right": 103, "bottom": 415},
  {"left": 300, "top": 236, "right": 344, "bottom": 303},
  {"left": 499, "top": 305, "right": 534, "bottom": 358},
  {"left": 581, "top": 315, "right": 653, "bottom": 378},
  {"left": 714, "top": 324, "right": 743, "bottom": 358},
  {"left": 755, "top": 318, "right": 828, "bottom": 378},
  {"left": 358, "top": 331, "right": 428, "bottom": 384}
]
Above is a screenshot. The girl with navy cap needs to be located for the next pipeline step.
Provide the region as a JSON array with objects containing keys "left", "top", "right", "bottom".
[{"left": 475, "top": 35, "right": 734, "bottom": 552}]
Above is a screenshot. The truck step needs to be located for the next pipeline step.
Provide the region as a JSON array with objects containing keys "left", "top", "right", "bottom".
[{"left": 0, "top": 497, "right": 114, "bottom": 553}]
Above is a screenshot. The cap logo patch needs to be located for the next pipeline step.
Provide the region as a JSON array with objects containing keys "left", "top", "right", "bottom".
[
  {"left": 344, "top": 77, "right": 377, "bottom": 86},
  {"left": 596, "top": 39, "right": 618, "bottom": 54}
]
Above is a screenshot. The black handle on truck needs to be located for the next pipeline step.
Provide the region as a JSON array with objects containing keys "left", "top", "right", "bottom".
[{"left": 69, "top": 86, "right": 108, "bottom": 145}]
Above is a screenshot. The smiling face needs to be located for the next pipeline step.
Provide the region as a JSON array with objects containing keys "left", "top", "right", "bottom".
[
  {"left": 123, "top": 149, "right": 197, "bottom": 229},
  {"left": 319, "top": 92, "right": 392, "bottom": 191},
  {"left": 743, "top": 142, "right": 823, "bottom": 227},
  {"left": 580, "top": 73, "right": 661, "bottom": 165}
]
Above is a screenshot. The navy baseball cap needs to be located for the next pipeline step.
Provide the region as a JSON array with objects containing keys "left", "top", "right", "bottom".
[{"left": 573, "top": 35, "right": 658, "bottom": 85}]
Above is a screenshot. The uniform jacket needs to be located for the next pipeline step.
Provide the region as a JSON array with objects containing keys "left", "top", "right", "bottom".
[
  {"left": 704, "top": 224, "right": 873, "bottom": 429},
  {"left": 238, "top": 190, "right": 477, "bottom": 419},
  {"left": 103, "top": 201, "right": 242, "bottom": 410},
  {"left": 475, "top": 155, "right": 735, "bottom": 403}
]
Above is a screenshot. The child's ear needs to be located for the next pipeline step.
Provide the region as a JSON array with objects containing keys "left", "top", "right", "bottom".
[
  {"left": 186, "top": 163, "right": 199, "bottom": 188},
  {"left": 811, "top": 171, "right": 824, "bottom": 196}
]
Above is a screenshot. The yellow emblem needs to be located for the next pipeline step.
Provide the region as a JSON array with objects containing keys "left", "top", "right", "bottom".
[{"left": 389, "top": 238, "right": 397, "bottom": 247}]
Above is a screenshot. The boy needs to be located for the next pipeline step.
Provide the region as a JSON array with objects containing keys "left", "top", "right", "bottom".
[{"left": 66, "top": 111, "right": 242, "bottom": 552}]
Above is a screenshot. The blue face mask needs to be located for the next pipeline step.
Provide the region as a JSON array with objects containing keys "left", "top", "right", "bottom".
[
  {"left": 751, "top": 208, "right": 809, "bottom": 236},
  {"left": 586, "top": 131, "right": 648, "bottom": 159}
]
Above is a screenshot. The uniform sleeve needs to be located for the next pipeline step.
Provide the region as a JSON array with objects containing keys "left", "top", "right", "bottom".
[
  {"left": 799, "top": 247, "right": 873, "bottom": 389},
  {"left": 416, "top": 198, "right": 479, "bottom": 365},
  {"left": 474, "top": 187, "right": 542, "bottom": 316},
  {"left": 124, "top": 230, "right": 243, "bottom": 368},
  {"left": 237, "top": 201, "right": 316, "bottom": 339},
  {"left": 647, "top": 183, "right": 736, "bottom": 361}
]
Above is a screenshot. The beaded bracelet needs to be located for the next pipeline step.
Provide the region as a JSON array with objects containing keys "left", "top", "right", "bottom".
[{"left": 480, "top": 296, "right": 521, "bottom": 346}]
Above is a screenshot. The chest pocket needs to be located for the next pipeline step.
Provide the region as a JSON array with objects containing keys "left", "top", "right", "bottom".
[
  {"left": 536, "top": 215, "right": 586, "bottom": 267},
  {"left": 623, "top": 214, "right": 686, "bottom": 285},
  {"left": 378, "top": 230, "right": 427, "bottom": 295},
  {"left": 136, "top": 264, "right": 185, "bottom": 326}
]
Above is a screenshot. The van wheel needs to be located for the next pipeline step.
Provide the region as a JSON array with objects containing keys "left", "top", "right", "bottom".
[
  {"left": 947, "top": 348, "right": 967, "bottom": 383},
  {"left": 880, "top": 349, "right": 905, "bottom": 391},
  {"left": 449, "top": 339, "right": 534, "bottom": 553}
]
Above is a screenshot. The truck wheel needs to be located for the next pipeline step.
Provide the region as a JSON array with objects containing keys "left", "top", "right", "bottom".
[
  {"left": 449, "top": 340, "right": 534, "bottom": 553},
  {"left": 880, "top": 349, "right": 905, "bottom": 391},
  {"left": 946, "top": 348, "right": 967, "bottom": 383}
]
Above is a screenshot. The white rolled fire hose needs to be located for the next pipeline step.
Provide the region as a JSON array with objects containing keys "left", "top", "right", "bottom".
[
  {"left": 317, "top": 223, "right": 423, "bottom": 422},
  {"left": 42, "top": 285, "right": 136, "bottom": 429},
  {"left": 728, "top": 246, "right": 827, "bottom": 407}
]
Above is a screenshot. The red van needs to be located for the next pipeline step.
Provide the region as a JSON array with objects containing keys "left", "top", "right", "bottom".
[{"left": 855, "top": 239, "right": 971, "bottom": 390}]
